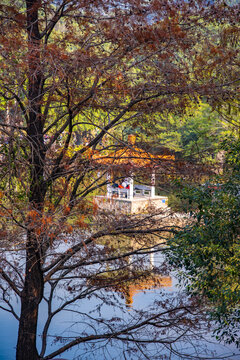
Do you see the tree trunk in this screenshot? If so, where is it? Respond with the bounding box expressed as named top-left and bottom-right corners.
top-left (16, 2), bottom-right (45, 359)
top-left (16, 234), bottom-right (44, 360)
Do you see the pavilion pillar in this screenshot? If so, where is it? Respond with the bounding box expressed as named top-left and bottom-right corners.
top-left (151, 170), bottom-right (155, 198)
top-left (129, 176), bottom-right (134, 200)
top-left (106, 172), bottom-right (112, 198)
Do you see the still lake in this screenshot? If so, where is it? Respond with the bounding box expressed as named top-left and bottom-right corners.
top-left (0, 253), bottom-right (239, 360)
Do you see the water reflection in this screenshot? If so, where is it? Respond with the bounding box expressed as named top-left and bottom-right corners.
top-left (88, 250), bottom-right (173, 306)
top-left (0, 250), bottom-right (239, 360)
top-left (123, 275), bottom-right (172, 306)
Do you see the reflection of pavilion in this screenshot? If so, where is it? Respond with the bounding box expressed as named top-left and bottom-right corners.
top-left (122, 275), bottom-right (172, 306)
top-left (90, 271), bottom-right (172, 307)
top-left (94, 135), bottom-right (175, 213)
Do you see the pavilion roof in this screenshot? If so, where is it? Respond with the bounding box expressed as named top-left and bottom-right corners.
top-left (92, 146), bottom-right (175, 168)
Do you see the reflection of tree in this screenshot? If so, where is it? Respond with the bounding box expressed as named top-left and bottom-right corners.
top-left (0, 216), bottom-right (210, 360)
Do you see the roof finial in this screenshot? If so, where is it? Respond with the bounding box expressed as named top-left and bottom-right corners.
top-left (128, 134), bottom-right (136, 145)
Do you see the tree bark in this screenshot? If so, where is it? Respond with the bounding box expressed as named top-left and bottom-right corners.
top-left (16, 234), bottom-right (44, 360)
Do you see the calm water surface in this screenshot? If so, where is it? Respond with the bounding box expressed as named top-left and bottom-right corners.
top-left (0, 253), bottom-right (239, 360)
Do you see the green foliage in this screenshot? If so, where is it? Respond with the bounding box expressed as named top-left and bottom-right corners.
top-left (133, 102), bottom-right (228, 161)
top-left (179, 103), bottom-right (226, 161)
top-left (167, 138), bottom-right (240, 346)
top-left (167, 193), bottom-right (192, 213)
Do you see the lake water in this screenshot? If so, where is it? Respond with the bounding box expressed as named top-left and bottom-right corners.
top-left (0, 253), bottom-right (239, 360)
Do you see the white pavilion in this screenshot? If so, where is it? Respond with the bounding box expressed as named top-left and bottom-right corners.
top-left (94, 135), bottom-right (175, 213)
